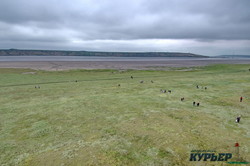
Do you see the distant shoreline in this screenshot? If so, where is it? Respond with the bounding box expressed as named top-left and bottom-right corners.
top-left (0, 49), bottom-right (207, 58)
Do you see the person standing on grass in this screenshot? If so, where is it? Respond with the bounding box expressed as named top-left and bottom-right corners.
top-left (236, 115), bottom-right (241, 123)
top-left (240, 96), bottom-right (243, 102)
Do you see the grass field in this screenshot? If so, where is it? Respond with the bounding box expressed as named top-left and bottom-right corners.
top-left (0, 64), bottom-right (249, 166)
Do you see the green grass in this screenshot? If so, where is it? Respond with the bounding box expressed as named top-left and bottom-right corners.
top-left (0, 64), bottom-right (249, 166)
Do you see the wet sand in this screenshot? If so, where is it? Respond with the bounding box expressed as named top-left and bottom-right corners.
top-left (0, 58), bottom-right (250, 70)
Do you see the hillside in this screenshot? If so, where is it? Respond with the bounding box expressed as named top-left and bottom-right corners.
top-left (0, 49), bottom-right (208, 57)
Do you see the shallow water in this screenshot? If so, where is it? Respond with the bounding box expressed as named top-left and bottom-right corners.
top-left (0, 56), bottom-right (221, 62)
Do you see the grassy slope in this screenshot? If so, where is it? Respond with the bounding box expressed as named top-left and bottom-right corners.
top-left (0, 64), bottom-right (249, 166)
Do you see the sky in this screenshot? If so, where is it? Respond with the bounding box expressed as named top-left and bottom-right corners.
top-left (0, 0), bottom-right (250, 56)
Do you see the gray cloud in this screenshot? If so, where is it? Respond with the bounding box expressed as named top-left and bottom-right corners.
top-left (0, 0), bottom-right (250, 55)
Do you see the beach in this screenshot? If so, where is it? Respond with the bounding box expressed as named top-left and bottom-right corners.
top-left (1, 57), bottom-right (250, 70)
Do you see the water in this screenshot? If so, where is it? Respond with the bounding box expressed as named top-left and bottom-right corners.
top-left (0, 56), bottom-right (218, 62)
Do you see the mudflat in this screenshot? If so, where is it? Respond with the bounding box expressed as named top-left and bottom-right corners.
top-left (0, 58), bottom-right (250, 70)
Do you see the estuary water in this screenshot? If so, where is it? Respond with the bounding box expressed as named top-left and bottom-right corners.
top-left (0, 56), bottom-right (220, 62)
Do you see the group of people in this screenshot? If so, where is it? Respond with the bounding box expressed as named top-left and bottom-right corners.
top-left (128, 76), bottom-right (244, 123)
top-left (236, 96), bottom-right (244, 123)
top-left (196, 85), bottom-right (207, 90)
top-left (119, 76), bottom-right (154, 86)
top-left (160, 89), bottom-right (172, 93)
top-left (193, 101), bottom-right (200, 106)
top-left (139, 80), bottom-right (154, 83)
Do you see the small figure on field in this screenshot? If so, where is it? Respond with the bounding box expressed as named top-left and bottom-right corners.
top-left (205, 87), bottom-right (207, 90)
top-left (75, 80), bottom-right (78, 82)
top-left (168, 90), bottom-right (172, 93)
top-left (160, 89), bottom-right (166, 93)
top-left (131, 76), bottom-right (133, 79)
top-left (196, 85), bottom-right (199, 89)
top-left (140, 80), bottom-right (144, 83)
top-left (118, 84), bottom-right (120, 87)
top-left (181, 97), bottom-right (184, 101)
top-left (151, 80), bottom-right (154, 83)
top-left (235, 115), bottom-right (241, 123)
top-left (193, 101), bottom-right (196, 106)
top-left (197, 103), bottom-right (200, 107)
top-left (240, 96), bottom-right (243, 102)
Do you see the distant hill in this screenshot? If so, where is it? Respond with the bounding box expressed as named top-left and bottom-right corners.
top-left (216, 55), bottom-right (250, 58)
top-left (0, 49), bottom-right (208, 58)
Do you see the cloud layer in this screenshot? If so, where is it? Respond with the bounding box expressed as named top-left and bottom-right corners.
top-left (0, 0), bottom-right (250, 55)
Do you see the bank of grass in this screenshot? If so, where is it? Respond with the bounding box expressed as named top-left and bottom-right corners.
top-left (0, 64), bottom-right (249, 165)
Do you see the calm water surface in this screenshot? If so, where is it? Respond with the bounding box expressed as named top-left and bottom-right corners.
top-left (0, 56), bottom-right (224, 62)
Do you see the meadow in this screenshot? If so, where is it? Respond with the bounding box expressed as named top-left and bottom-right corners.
top-left (0, 64), bottom-right (249, 166)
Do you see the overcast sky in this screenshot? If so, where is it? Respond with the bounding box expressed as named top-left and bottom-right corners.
top-left (0, 0), bottom-right (250, 56)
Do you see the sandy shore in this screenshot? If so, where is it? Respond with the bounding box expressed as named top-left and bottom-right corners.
top-left (0, 59), bottom-right (250, 70)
